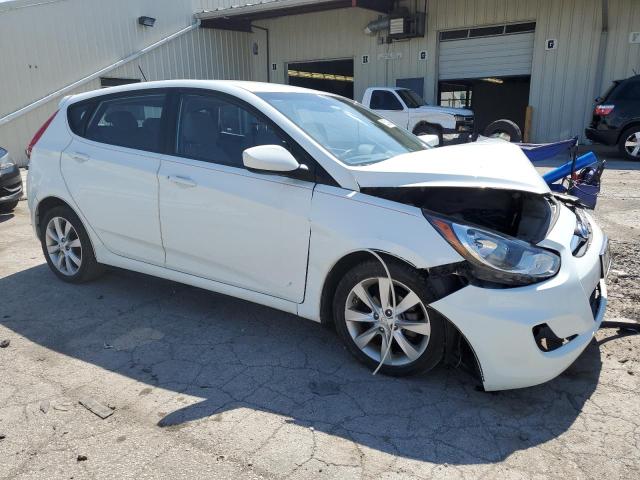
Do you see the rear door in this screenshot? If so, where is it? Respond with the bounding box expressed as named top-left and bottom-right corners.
top-left (61, 91), bottom-right (167, 265)
top-left (158, 90), bottom-right (314, 302)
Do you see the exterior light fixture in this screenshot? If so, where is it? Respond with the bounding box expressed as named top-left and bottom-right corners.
top-left (138, 16), bottom-right (156, 27)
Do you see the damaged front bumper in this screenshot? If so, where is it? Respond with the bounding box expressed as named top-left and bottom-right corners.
top-left (431, 204), bottom-right (608, 391)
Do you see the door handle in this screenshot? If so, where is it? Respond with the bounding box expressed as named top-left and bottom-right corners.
top-left (70, 152), bottom-right (89, 163)
top-left (167, 175), bottom-right (197, 188)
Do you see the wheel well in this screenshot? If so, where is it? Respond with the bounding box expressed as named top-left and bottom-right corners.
top-left (35, 196), bottom-right (73, 239)
top-left (618, 122), bottom-right (640, 143)
top-left (412, 122), bottom-right (440, 135)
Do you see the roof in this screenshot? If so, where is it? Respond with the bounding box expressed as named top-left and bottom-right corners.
top-left (196, 0), bottom-right (393, 31)
top-left (65, 80), bottom-right (321, 104)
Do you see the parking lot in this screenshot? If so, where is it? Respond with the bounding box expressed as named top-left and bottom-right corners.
top-left (1, 150), bottom-right (639, 480)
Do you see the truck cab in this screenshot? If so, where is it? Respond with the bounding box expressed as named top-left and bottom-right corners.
top-left (362, 87), bottom-right (474, 143)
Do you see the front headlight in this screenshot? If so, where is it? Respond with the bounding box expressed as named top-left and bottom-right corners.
top-left (454, 115), bottom-right (466, 122)
top-left (0, 162), bottom-right (15, 171)
top-left (425, 214), bottom-right (560, 286)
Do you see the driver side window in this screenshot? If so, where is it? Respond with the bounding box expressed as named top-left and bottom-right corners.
top-left (175, 93), bottom-right (287, 168)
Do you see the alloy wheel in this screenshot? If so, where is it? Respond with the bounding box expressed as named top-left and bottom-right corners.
top-left (45, 216), bottom-right (82, 276)
top-left (344, 277), bottom-right (431, 366)
top-left (624, 131), bottom-right (640, 158)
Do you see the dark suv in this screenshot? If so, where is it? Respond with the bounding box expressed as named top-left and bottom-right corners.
top-left (586, 75), bottom-right (640, 161)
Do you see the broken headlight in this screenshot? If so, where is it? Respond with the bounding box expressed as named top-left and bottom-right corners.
top-left (425, 214), bottom-right (560, 286)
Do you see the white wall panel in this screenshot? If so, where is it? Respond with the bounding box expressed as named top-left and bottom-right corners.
top-left (0, 0), bottom-right (252, 166)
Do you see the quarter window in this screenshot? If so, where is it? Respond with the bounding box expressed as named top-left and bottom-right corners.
top-left (370, 90), bottom-right (403, 110)
top-left (176, 93), bottom-right (285, 168)
top-left (85, 93), bottom-right (166, 152)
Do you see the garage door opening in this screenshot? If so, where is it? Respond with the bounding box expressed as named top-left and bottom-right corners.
top-left (287, 59), bottom-right (354, 99)
top-left (438, 22), bottom-right (535, 137)
top-left (439, 76), bottom-right (531, 135)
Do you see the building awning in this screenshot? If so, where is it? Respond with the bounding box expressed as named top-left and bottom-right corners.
top-left (196, 0), bottom-right (393, 31)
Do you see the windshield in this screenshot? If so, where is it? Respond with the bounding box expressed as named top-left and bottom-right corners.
top-left (396, 89), bottom-right (426, 108)
top-left (256, 92), bottom-right (427, 166)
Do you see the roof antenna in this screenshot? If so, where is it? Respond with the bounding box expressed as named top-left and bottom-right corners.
top-left (138, 65), bottom-right (148, 82)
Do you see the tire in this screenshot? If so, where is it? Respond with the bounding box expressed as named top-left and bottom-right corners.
top-left (40, 205), bottom-right (104, 283)
top-left (0, 200), bottom-right (19, 213)
top-left (618, 126), bottom-right (640, 161)
top-left (483, 119), bottom-right (522, 143)
top-left (413, 123), bottom-right (443, 146)
top-left (333, 259), bottom-right (445, 376)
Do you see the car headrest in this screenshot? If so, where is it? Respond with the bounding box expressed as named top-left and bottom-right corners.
top-left (105, 111), bottom-right (138, 130)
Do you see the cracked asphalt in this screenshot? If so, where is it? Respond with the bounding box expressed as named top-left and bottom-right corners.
top-left (1, 149), bottom-right (639, 479)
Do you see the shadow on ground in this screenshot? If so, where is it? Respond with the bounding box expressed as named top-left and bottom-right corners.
top-left (0, 264), bottom-right (602, 465)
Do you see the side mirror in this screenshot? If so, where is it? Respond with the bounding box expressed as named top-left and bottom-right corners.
top-left (418, 134), bottom-right (440, 148)
top-left (243, 144), bottom-right (300, 173)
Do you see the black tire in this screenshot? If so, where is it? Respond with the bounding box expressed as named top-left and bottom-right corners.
top-left (413, 123), bottom-right (443, 146)
top-left (483, 119), bottom-right (522, 143)
top-left (333, 259), bottom-right (445, 376)
top-left (0, 200), bottom-right (19, 213)
top-left (618, 126), bottom-right (640, 161)
top-left (40, 205), bottom-right (104, 283)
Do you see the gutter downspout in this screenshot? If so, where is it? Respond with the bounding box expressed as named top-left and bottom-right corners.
top-left (252, 25), bottom-right (271, 83)
top-left (0, 19), bottom-right (201, 127)
top-left (593, 0), bottom-right (609, 102)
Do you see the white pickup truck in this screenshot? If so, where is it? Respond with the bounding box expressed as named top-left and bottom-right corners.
top-left (362, 87), bottom-right (474, 142)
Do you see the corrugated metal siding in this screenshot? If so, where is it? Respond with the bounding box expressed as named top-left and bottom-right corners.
top-left (258, 0), bottom-right (637, 142)
top-left (439, 33), bottom-right (535, 80)
top-left (0, 0), bottom-right (252, 166)
top-left (601, 0), bottom-right (640, 86)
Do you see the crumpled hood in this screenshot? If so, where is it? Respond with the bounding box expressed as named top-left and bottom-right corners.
top-left (416, 105), bottom-right (473, 116)
top-left (350, 141), bottom-right (550, 194)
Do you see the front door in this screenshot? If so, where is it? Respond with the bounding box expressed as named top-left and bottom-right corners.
top-left (61, 91), bottom-right (167, 265)
top-left (158, 91), bottom-right (313, 302)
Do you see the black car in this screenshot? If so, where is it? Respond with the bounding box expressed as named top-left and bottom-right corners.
top-left (586, 75), bottom-right (640, 161)
top-left (0, 146), bottom-right (23, 213)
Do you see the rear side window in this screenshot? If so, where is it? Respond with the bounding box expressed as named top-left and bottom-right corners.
top-left (84, 93), bottom-right (166, 152)
top-left (176, 93), bottom-right (285, 168)
top-left (370, 90), bottom-right (403, 110)
top-left (611, 81), bottom-right (640, 101)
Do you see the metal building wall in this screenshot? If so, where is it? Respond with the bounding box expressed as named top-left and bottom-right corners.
top-left (0, 0), bottom-right (252, 166)
top-left (602, 0), bottom-right (640, 85)
top-left (254, 0), bottom-right (637, 142)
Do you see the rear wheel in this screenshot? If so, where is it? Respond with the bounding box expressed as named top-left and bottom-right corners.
top-left (619, 126), bottom-right (640, 161)
top-left (333, 260), bottom-right (445, 376)
top-left (40, 206), bottom-right (104, 283)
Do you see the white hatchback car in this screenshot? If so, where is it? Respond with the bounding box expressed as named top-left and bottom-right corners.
top-left (28, 80), bottom-right (609, 391)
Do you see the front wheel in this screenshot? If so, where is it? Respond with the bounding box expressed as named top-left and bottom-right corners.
top-left (619, 126), bottom-right (640, 161)
top-left (333, 260), bottom-right (445, 376)
top-left (40, 206), bottom-right (104, 283)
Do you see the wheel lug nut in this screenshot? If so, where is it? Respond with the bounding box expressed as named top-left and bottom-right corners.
top-left (373, 313), bottom-right (379, 320)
